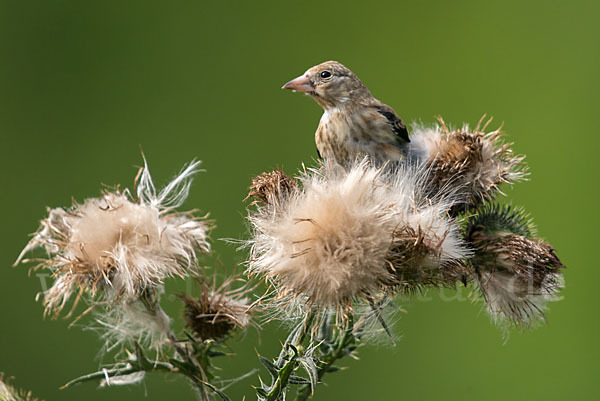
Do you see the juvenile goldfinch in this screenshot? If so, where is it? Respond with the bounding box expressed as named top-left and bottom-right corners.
top-left (282, 60), bottom-right (410, 166)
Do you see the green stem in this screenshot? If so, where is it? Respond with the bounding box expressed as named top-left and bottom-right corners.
top-left (266, 355), bottom-right (297, 401)
top-left (295, 317), bottom-right (356, 401)
top-left (264, 313), bottom-right (315, 401)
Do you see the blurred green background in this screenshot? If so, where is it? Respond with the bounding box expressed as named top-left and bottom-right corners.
top-left (0, 1), bottom-right (598, 400)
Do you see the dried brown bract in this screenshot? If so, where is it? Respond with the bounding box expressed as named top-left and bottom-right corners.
top-left (180, 274), bottom-right (255, 341)
top-left (246, 169), bottom-right (298, 206)
top-left (388, 225), bottom-right (470, 293)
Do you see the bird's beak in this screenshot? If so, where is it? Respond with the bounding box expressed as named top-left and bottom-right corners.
top-left (282, 75), bottom-right (314, 93)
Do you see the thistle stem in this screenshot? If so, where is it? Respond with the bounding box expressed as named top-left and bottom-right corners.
top-left (265, 355), bottom-right (297, 401)
top-left (263, 313), bottom-right (315, 401)
top-left (295, 316), bottom-right (356, 401)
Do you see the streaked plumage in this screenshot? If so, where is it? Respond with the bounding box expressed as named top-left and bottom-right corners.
top-left (282, 61), bottom-right (410, 166)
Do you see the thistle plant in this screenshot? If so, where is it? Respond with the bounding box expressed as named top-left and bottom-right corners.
top-left (14, 158), bottom-right (255, 399)
top-left (11, 118), bottom-right (565, 400)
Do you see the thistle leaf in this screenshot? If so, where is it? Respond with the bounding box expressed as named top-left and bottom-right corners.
top-left (326, 365), bottom-right (341, 373)
top-left (259, 356), bottom-right (280, 379)
top-left (288, 375), bottom-right (311, 385)
top-left (255, 386), bottom-right (269, 398)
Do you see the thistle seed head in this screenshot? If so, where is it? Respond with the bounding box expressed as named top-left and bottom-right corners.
top-left (15, 158), bottom-right (211, 317)
top-left (467, 204), bottom-right (565, 326)
top-left (409, 117), bottom-right (527, 211)
top-left (246, 158), bottom-right (470, 318)
top-left (180, 274), bottom-right (255, 341)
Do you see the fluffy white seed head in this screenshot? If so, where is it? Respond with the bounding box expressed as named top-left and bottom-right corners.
top-left (247, 159), bottom-right (470, 315)
top-left (15, 159), bottom-right (211, 316)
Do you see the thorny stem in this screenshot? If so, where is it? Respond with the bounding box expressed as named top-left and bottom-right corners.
top-left (295, 316), bottom-right (356, 401)
top-left (266, 355), bottom-right (297, 401)
top-left (264, 313), bottom-right (316, 401)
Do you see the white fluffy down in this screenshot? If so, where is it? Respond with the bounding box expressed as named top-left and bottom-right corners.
top-left (16, 159), bottom-right (210, 313)
top-left (97, 298), bottom-right (172, 352)
top-left (407, 125), bottom-right (444, 163)
top-left (66, 193), bottom-right (208, 298)
top-left (478, 270), bottom-right (562, 326)
top-left (248, 159), bottom-right (470, 307)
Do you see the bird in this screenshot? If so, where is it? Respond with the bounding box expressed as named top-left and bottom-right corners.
top-left (282, 60), bottom-right (410, 166)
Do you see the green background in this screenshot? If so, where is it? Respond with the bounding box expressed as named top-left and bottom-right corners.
top-left (1, 1), bottom-right (598, 400)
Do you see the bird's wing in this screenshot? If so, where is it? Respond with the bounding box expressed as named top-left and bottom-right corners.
top-left (372, 104), bottom-right (410, 143)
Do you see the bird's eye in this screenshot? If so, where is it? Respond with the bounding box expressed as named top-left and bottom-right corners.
top-left (320, 70), bottom-right (332, 79)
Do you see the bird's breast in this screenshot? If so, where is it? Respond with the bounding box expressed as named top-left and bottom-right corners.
top-left (315, 107), bottom-right (405, 165)
top-left (318, 108), bottom-right (365, 143)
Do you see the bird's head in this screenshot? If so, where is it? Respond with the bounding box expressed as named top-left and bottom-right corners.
top-left (282, 61), bottom-right (371, 110)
